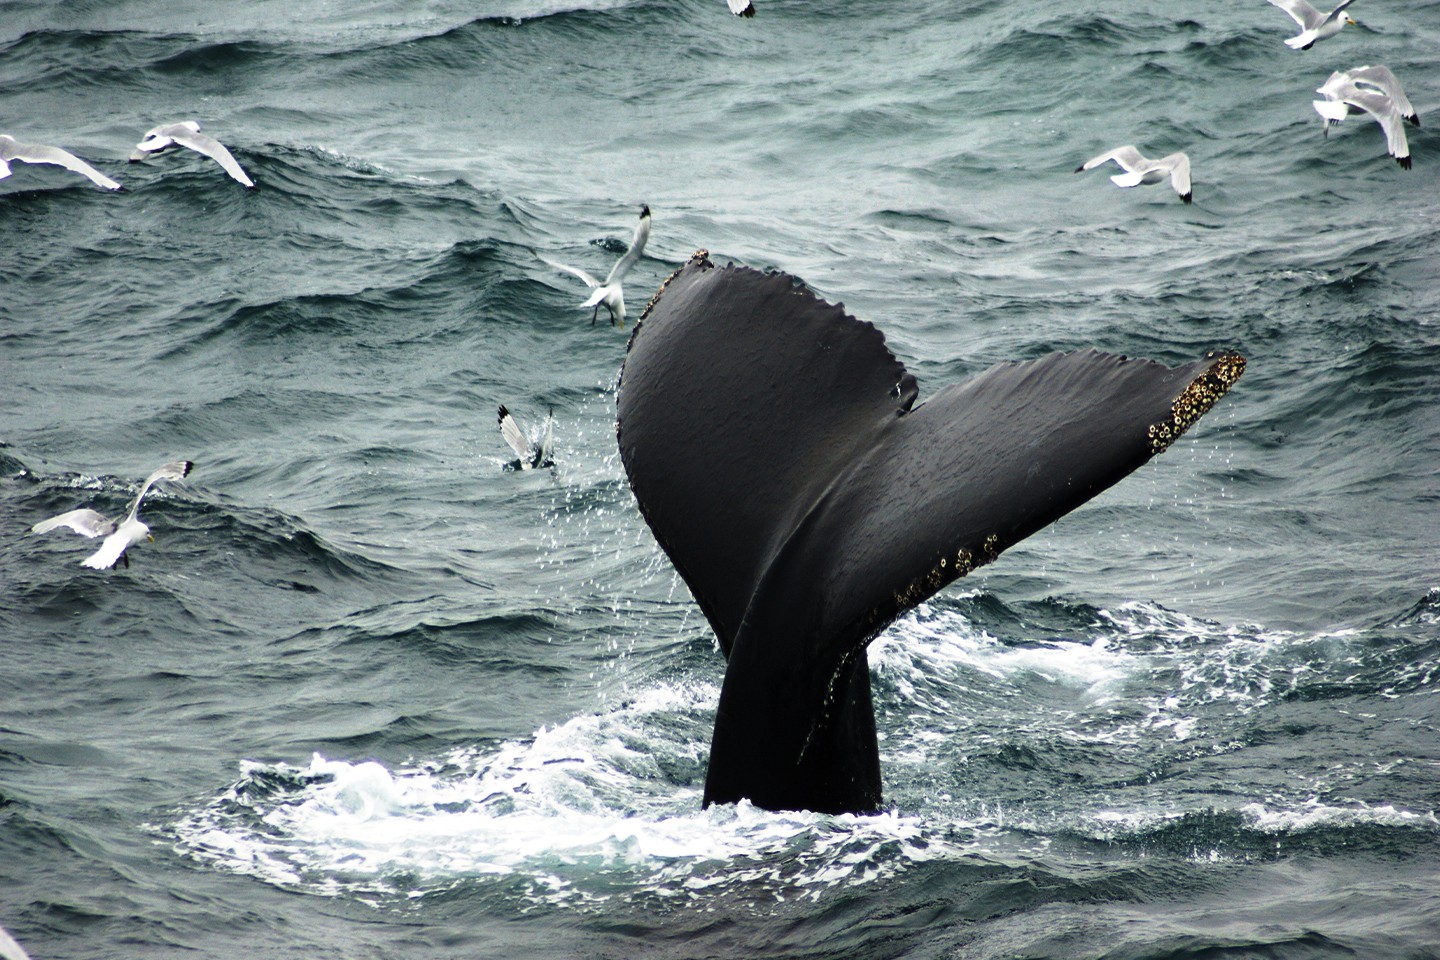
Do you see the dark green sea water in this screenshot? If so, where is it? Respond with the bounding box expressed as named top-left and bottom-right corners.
top-left (2, 1), bottom-right (1438, 957)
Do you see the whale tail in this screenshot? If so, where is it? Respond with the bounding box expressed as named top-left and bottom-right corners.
top-left (617, 252), bottom-right (1244, 814)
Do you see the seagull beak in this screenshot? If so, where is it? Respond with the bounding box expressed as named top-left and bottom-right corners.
top-left (147, 534), bottom-right (156, 543)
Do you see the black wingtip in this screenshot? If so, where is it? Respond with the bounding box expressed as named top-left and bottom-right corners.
top-left (739, 3), bottom-right (756, 16)
top-left (498, 404), bottom-right (511, 423)
top-left (640, 203), bottom-right (651, 218)
top-left (1408, 114), bottom-right (1420, 127)
top-left (1074, 164), bottom-right (1085, 173)
top-left (1398, 155), bottom-right (1412, 170)
top-left (179, 460), bottom-right (195, 477)
top-left (1180, 191), bottom-right (1193, 204)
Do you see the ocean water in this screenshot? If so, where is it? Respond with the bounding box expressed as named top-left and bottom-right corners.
top-left (2, 0), bottom-right (1438, 957)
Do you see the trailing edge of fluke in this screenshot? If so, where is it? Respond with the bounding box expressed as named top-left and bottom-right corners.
top-left (616, 251), bottom-right (1245, 816)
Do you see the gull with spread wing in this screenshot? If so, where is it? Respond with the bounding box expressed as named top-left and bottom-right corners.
top-left (540, 205), bottom-right (651, 328)
top-left (1075, 146), bottom-right (1193, 203)
top-left (130, 121), bottom-right (255, 187)
top-left (1313, 70), bottom-right (1414, 168)
top-left (1, 134), bottom-right (120, 190)
top-left (31, 461), bottom-right (194, 569)
top-left (1268, 0), bottom-right (1357, 50)
top-left (1335, 65), bottom-right (1419, 126)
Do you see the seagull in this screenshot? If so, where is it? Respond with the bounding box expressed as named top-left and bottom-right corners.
top-left (1075, 146), bottom-right (1193, 203)
top-left (498, 405), bottom-right (555, 470)
top-left (0, 134), bottom-right (121, 190)
top-left (1343, 65), bottom-right (1420, 126)
top-left (130, 121), bottom-right (254, 188)
top-left (540, 205), bottom-right (651, 328)
top-left (1267, 0), bottom-right (1357, 50)
top-left (31, 460), bottom-right (194, 569)
top-left (726, 0), bottom-right (756, 15)
top-left (1313, 71), bottom-right (1413, 168)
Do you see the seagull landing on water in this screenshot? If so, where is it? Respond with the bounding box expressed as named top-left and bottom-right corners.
top-left (31, 461), bottom-right (194, 569)
top-left (0, 134), bottom-right (121, 191)
top-left (498, 405), bottom-right (555, 470)
top-left (1313, 68), bottom-right (1415, 168)
top-left (540, 205), bottom-right (651, 329)
top-left (1076, 146), bottom-right (1193, 203)
top-left (1268, 0), bottom-right (1357, 50)
top-left (130, 121), bottom-right (255, 188)
top-left (726, 0), bottom-right (756, 16)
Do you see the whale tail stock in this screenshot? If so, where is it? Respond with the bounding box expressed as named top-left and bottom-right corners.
top-left (616, 251), bottom-right (1244, 815)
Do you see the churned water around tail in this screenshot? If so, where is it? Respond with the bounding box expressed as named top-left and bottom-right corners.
top-left (2, 1), bottom-right (1437, 958)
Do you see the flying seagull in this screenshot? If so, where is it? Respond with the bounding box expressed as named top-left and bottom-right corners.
top-left (540, 205), bottom-right (651, 328)
top-left (1314, 70), bottom-right (1413, 168)
top-left (1338, 65), bottom-right (1419, 126)
top-left (130, 121), bottom-right (255, 188)
top-left (1267, 0), bottom-right (1357, 49)
top-left (1076, 146), bottom-right (1193, 203)
top-left (726, 0), bottom-right (756, 15)
top-left (0, 134), bottom-right (121, 190)
top-left (498, 405), bottom-right (555, 470)
top-left (31, 460), bottom-right (194, 569)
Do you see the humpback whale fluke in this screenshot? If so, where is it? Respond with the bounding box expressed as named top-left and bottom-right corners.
top-left (616, 252), bottom-right (1245, 815)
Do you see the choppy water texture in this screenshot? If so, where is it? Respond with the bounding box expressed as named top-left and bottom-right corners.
top-left (3, 1), bottom-right (1439, 958)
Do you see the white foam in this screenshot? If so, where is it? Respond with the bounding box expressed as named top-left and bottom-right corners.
top-left (167, 680), bottom-right (969, 907)
top-left (872, 603), bottom-right (1143, 711)
top-left (167, 602), bottom-right (1432, 907)
top-left (1240, 799), bottom-right (1440, 834)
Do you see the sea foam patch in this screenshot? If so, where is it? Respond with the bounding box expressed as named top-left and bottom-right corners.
top-left (166, 679), bottom-right (970, 908)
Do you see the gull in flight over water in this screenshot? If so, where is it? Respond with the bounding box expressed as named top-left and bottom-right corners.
top-left (1268, 0), bottom-right (1357, 49)
top-left (1326, 65), bottom-right (1420, 126)
top-left (1076, 146), bottom-right (1193, 203)
top-left (0, 134), bottom-right (121, 190)
top-left (31, 460), bottom-right (194, 569)
top-left (130, 121), bottom-right (255, 187)
top-left (498, 405), bottom-right (555, 470)
top-left (726, 0), bottom-right (756, 15)
top-left (540, 205), bottom-right (651, 328)
top-left (1313, 69), bottom-right (1414, 168)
